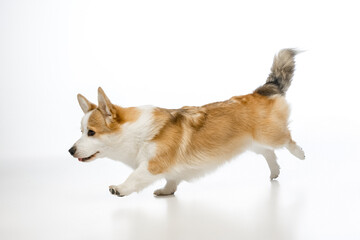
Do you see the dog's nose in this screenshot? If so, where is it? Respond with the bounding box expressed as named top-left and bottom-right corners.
top-left (68, 146), bottom-right (76, 156)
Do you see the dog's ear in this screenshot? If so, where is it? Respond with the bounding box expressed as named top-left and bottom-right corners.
top-left (77, 94), bottom-right (97, 113)
top-left (98, 87), bottom-right (117, 122)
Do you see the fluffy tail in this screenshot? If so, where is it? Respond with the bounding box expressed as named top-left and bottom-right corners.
top-left (254, 49), bottom-right (298, 96)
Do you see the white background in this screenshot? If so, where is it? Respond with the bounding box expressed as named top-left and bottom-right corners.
top-left (1, 1), bottom-right (359, 240)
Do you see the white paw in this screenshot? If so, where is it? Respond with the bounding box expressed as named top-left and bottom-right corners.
top-left (294, 146), bottom-right (305, 160)
top-left (270, 168), bottom-right (280, 180)
top-left (109, 185), bottom-right (130, 197)
top-left (154, 188), bottom-right (176, 196)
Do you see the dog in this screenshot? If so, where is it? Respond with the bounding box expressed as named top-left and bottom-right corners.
top-left (69, 49), bottom-right (305, 197)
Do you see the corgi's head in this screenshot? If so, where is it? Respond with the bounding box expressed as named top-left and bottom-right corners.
top-left (68, 87), bottom-right (139, 162)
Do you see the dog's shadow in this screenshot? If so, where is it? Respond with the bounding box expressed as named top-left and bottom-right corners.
top-left (112, 181), bottom-right (303, 240)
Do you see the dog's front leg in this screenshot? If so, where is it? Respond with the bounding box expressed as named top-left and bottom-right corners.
top-left (109, 161), bottom-right (161, 197)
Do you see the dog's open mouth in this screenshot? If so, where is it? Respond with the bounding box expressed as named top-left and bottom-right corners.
top-left (78, 152), bottom-right (99, 162)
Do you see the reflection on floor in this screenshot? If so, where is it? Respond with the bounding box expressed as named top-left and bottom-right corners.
top-left (1, 140), bottom-right (360, 240)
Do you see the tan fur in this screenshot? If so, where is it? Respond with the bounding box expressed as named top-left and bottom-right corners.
top-left (148, 93), bottom-right (292, 175)
top-left (87, 106), bottom-right (140, 135)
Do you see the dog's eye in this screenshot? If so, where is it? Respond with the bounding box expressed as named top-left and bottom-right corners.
top-left (87, 130), bottom-right (96, 136)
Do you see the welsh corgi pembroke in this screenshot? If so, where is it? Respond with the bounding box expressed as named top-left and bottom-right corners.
top-left (69, 49), bottom-right (305, 197)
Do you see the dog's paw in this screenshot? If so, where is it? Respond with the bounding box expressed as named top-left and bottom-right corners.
top-left (296, 147), bottom-right (306, 160)
top-left (109, 185), bottom-right (125, 197)
top-left (270, 174), bottom-right (279, 180)
top-left (154, 188), bottom-right (175, 197)
top-left (288, 144), bottom-right (305, 160)
top-left (270, 168), bottom-right (280, 180)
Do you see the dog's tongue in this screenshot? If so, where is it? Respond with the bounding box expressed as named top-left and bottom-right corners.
top-left (78, 158), bottom-right (83, 161)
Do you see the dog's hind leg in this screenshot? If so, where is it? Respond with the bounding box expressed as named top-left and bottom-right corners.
top-left (253, 146), bottom-right (280, 180)
top-left (286, 139), bottom-right (305, 160)
top-left (263, 149), bottom-right (280, 180)
top-left (154, 179), bottom-right (180, 196)
top-left (109, 161), bottom-right (162, 197)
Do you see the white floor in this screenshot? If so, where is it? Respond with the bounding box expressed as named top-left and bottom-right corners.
top-left (1, 134), bottom-right (360, 240)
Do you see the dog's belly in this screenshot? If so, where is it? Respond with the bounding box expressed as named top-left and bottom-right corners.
top-left (164, 151), bottom-right (246, 182)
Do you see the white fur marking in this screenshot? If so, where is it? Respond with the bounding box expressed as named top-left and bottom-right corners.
top-left (109, 161), bottom-right (162, 196)
top-left (99, 106), bottom-right (158, 168)
top-left (287, 142), bottom-right (305, 160)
